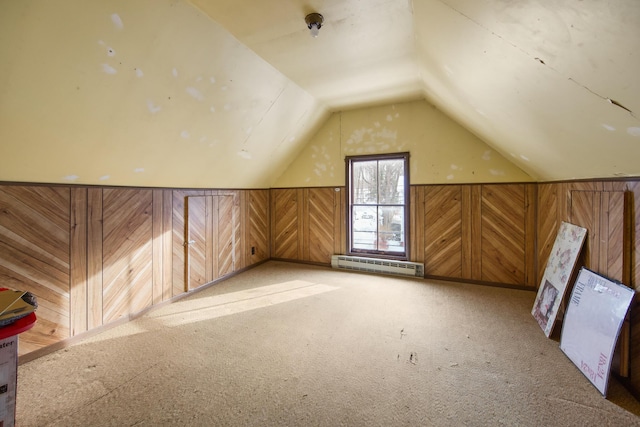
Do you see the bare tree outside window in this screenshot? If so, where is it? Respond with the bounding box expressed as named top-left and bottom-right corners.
top-left (347, 153), bottom-right (409, 259)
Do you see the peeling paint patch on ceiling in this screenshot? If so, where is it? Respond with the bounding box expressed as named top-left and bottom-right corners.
top-left (101, 64), bottom-right (117, 74)
top-left (111, 13), bottom-right (124, 30)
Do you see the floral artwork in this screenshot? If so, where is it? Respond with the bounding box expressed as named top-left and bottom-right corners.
top-left (532, 221), bottom-right (587, 337)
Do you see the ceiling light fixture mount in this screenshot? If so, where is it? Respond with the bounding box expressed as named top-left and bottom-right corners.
top-left (305, 13), bottom-right (324, 38)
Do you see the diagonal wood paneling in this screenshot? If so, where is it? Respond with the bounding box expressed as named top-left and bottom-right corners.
top-left (87, 188), bottom-right (103, 330)
top-left (536, 183), bottom-right (559, 286)
top-left (603, 192), bottom-right (627, 282)
top-left (272, 189), bottom-right (299, 259)
top-left (172, 190), bottom-right (206, 295)
top-left (481, 184), bottom-right (526, 285)
top-left (249, 190), bottom-right (269, 264)
top-left (186, 196), bottom-right (208, 290)
top-left (218, 192), bottom-right (241, 277)
top-left (569, 191), bottom-right (596, 271)
top-left (308, 188), bottom-right (335, 263)
top-left (0, 186), bottom-right (70, 354)
top-left (102, 189), bottom-right (153, 324)
top-left (172, 191), bottom-right (187, 296)
top-left (424, 185), bottom-right (462, 278)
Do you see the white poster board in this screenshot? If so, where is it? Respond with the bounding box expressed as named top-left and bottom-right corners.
top-left (532, 222), bottom-right (587, 337)
top-left (560, 268), bottom-right (634, 396)
top-left (0, 335), bottom-right (17, 427)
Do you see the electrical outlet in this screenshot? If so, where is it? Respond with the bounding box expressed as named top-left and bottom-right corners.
top-left (251, 246), bottom-right (256, 255)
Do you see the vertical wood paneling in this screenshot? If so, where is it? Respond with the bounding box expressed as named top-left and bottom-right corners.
top-left (409, 186), bottom-right (417, 261)
top-left (623, 190), bottom-right (633, 286)
top-left (102, 189), bottom-right (153, 323)
top-left (302, 189), bottom-right (311, 261)
top-left (211, 195), bottom-right (219, 281)
top-left (240, 191), bottom-right (249, 269)
top-left (480, 185), bottom-right (526, 285)
top-left (297, 189), bottom-right (305, 260)
top-left (470, 186), bottom-right (483, 280)
top-left (87, 188), bottom-right (103, 329)
top-left (568, 189), bottom-right (630, 378)
top-left (0, 186), bottom-right (71, 354)
top-left (627, 182), bottom-right (640, 289)
top-left (206, 196), bottom-right (215, 283)
top-left (333, 187), bottom-right (343, 257)
top-left (569, 190), bottom-right (628, 282)
top-left (339, 187), bottom-right (347, 255)
top-left (631, 180), bottom-right (640, 390)
top-left (234, 191), bottom-right (244, 271)
top-left (424, 185), bottom-right (462, 278)
top-left (70, 188), bottom-right (88, 336)
top-left (461, 186), bottom-right (472, 279)
top-left (162, 189), bottom-right (173, 301)
top-left (410, 186), bottom-right (424, 263)
top-left (524, 185), bottom-right (537, 288)
top-left (152, 190), bottom-right (163, 304)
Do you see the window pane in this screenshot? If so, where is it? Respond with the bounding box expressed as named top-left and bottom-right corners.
top-left (347, 153), bottom-right (408, 258)
top-left (378, 159), bottom-right (404, 204)
top-left (353, 160), bottom-right (378, 204)
top-left (377, 206), bottom-right (404, 253)
top-left (352, 206), bottom-right (377, 250)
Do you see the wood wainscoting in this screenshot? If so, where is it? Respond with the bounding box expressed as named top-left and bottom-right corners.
top-left (271, 184), bottom-right (537, 289)
top-left (4, 179), bottom-right (640, 396)
top-left (270, 187), bottom-right (345, 264)
top-left (0, 184), bottom-right (270, 357)
top-left (412, 184), bottom-right (537, 288)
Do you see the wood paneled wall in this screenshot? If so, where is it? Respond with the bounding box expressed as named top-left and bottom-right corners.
top-left (411, 184), bottom-right (537, 288)
top-left (270, 187), bottom-right (345, 264)
top-left (272, 184), bottom-right (536, 288)
top-left (5, 179), bottom-right (640, 395)
top-left (0, 184), bottom-right (269, 357)
top-left (536, 181), bottom-right (636, 287)
top-left (0, 186), bottom-right (70, 355)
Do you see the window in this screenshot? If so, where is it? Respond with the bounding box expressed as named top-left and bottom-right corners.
top-left (346, 152), bottom-right (409, 259)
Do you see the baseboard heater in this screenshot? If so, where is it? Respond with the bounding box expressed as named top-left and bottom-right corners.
top-left (331, 255), bottom-right (424, 278)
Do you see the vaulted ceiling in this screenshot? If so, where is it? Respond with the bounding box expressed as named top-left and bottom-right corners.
top-left (191, 0), bottom-right (640, 181)
top-left (1, 1), bottom-right (638, 187)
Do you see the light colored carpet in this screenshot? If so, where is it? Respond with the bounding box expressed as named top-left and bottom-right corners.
top-left (17, 261), bottom-right (640, 426)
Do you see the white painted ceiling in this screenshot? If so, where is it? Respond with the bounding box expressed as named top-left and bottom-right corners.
top-left (190, 0), bottom-right (640, 181)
